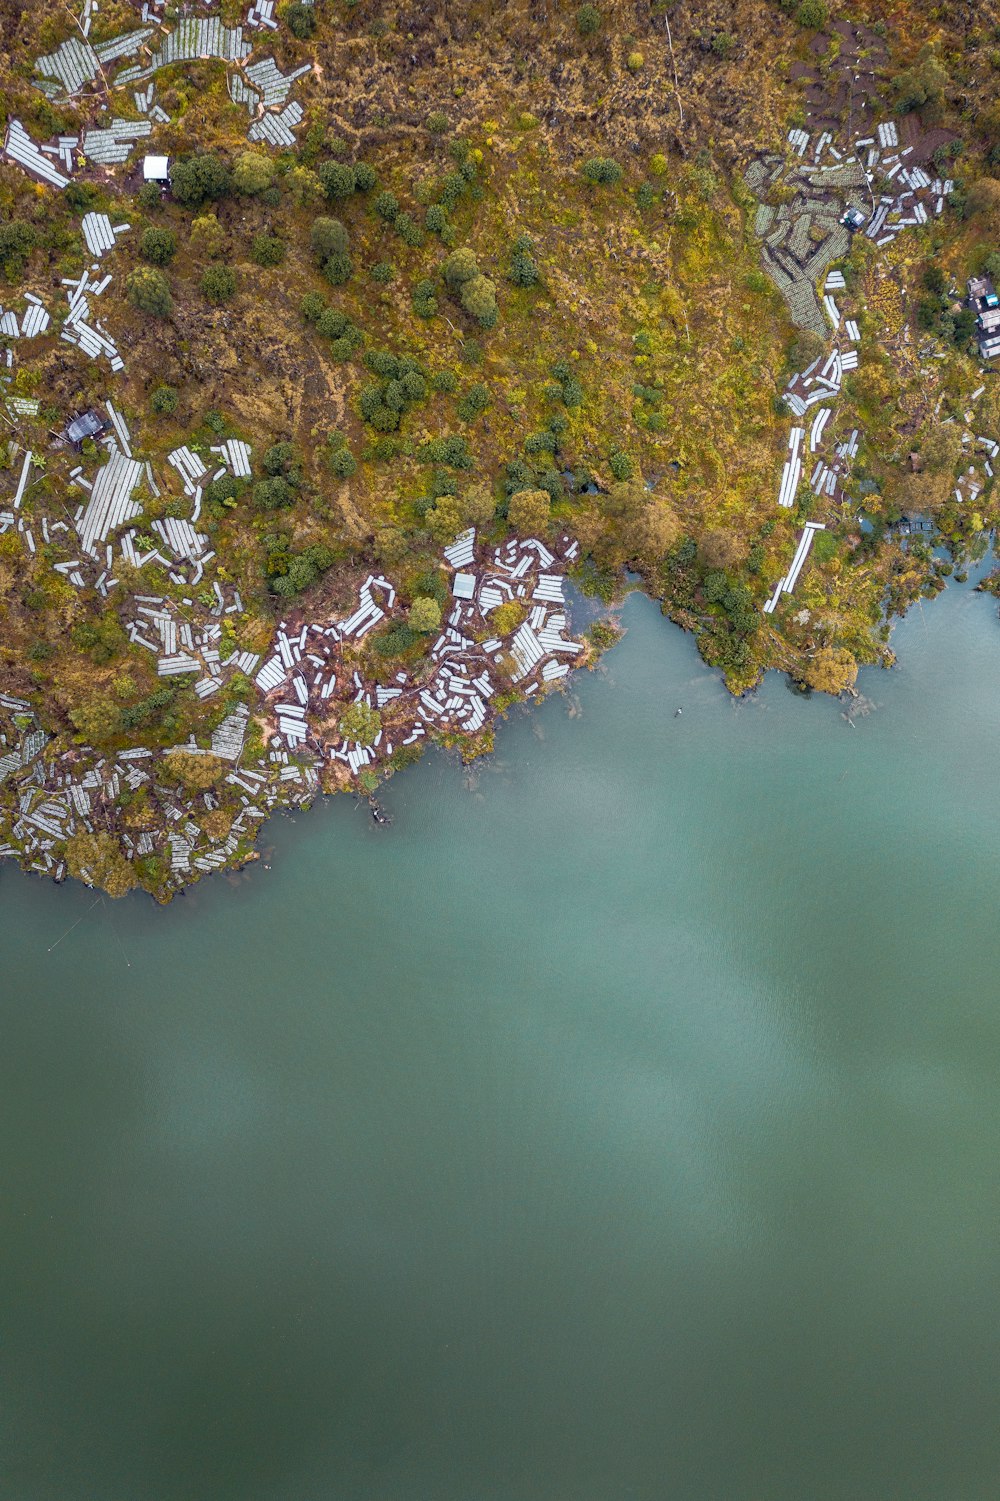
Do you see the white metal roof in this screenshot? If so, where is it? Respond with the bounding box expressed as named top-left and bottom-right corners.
top-left (142, 154), bottom-right (169, 179)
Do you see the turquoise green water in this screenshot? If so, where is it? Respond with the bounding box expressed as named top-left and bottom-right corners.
top-left (2, 578), bottom-right (1000, 1501)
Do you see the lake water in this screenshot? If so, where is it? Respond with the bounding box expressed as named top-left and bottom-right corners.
top-left (2, 576), bottom-right (1000, 1501)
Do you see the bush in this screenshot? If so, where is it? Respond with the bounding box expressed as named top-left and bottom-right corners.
top-left (394, 211), bottom-right (424, 247)
top-left (126, 266), bottom-right (172, 316)
top-left (425, 203), bottom-right (448, 235)
top-left (608, 447), bottom-right (633, 481)
top-left (170, 153), bottom-right (231, 205)
top-left (431, 370), bottom-right (458, 393)
top-left (136, 182), bottom-right (162, 210)
top-left (426, 111), bottom-right (449, 134)
top-left (371, 260), bottom-right (395, 282)
top-left (283, 0), bottom-right (316, 37)
top-left (457, 382), bottom-right (490, 421)
top-left (323, 251), bottom-right (353, 285)
top-left (353, 162), bottom-right (377, 192)
top-left (710, 31), bottom-right (736, 57)
top-left (253, 475), bottom-right (293, 510)
top-left (576, 3), bottom-right (600, 35)
top-left (795, 0), bottom-right (828, 26)
top-left (650, 152), bottom-right (668, 176)
top-left (150, 384), bottom-right (178, 414)
top-left (374, 190), bottom-right (400, 220)
top-left (412, 278), bottom-right (438, 318)
top-left (508, 232), bottom-right (539, 287)
top-left (251, 233), bottom-right (285, 266)
top-left (319, 161), bottom-right (357, 199)
top-left (329, 445), bottom-right (357, 477)
top-left (582, 156), bottom-right (623, 186)
top-left (626, 51), bottom-right (644, 71)
top-left (635, 182), bottom-right (656, 212)
top-left (201, 264), bottom-right (236, 303)
top-left (233, 150), bottom-right (274, 195)
top-left (139, 226), bottom-right (176, 265)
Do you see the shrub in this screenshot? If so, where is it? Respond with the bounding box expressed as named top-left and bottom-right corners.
top-left (431, 369), bottom-right (458, 393)
top-left (412, 278), bottom-right (438, 318)
top-left (323, 251), bottom-right (354, 285)
top-left (251, 233), bottom-right (285, 266)
top-left (795, 0), bottom-right (828, 26)
top-left (319, 161), bottom-right (357, 199)
top-left (608, 447), bottom-right (633, 481)
top-left (394, 211), bottom-right (424, 247)
top-left (136, 182), bottom-right (162, 210)
top-left (233, 150), bottom-right (274, 195)
top-left (329, 445), bottom-right (357, 477)
top-left (170, 153), bottom-right (231, 205)
top-left (126, 265), bottom-right (172, 316)
top-left (710, 31), bottom-right (736, 57)
top-left (426, 111), bottom-right (449, 134)
top-left (576, 3), bottom-right (600, 35)
top-left (253, 475), bottom-right (293, 510)
top-left (508, 232), bottom-right (539, 287)
top-left (283, 0), bottom-right (316, 37)
top-left (635, 182), bottom-right (656, 212)
top-left (353, 162), bottom-right (377, 192)
top-left (150, 384), bottom-right (178, 414)
top-left (139, 225), bottom-right (176, 265)
top-left (371, 260), bottom-right (395, 282)
top-left (425, 203), bottom-right (448, 234)
top-left (300, 291), bottom-right (325, 323)
top-left (374, 190), bottom-right (400, 220)
top-left (201, 264), bottom-right (236, 303)
top-left (582, 156), bottom-right (623, 186)
top-left (626, 50), bottom-right (644, 71)
top-left (457, 382), bottom-right (490, 421)
top-left (650, 152), bottom-right (668, 176)
top-left (0, 220), bottom-right (36, 281)
top-left (409, 595), bottom-right (442, 633)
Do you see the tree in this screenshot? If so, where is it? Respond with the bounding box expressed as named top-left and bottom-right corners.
top-left (339, 700), bottom-right (382, 745)
top-left (581, 156), bottom-right (623, 186)
top-left (311, 215), bottom-right (349, 259)
top-left (201, 264), bottom-right (236, 303)
top-left (163, 750), bottom-right (226, 788)
top-left (460, 273), bottom-right (498, 326)
top-left (427, 498), bottom-right (462, 544)
top-left (287, 165), bottom-right (323, 205)
top-left (408, 595), bottom-right (442, 633)
top-left (65, 832), bottom-right (136, 898)
top-left (323, 252), bottom-right (353, 286)
top-left (190, 213), bottom-right (225, 256)
top-left (508, 233), bottom-right (539, 287)
top-left (170, 153), bottom-right (231, 205)
top-left (801, 646), bottom-right (857, 695)
top-left (233, 150), bottom-right (275, 195)
top-left (576, 4), bottom-right (600, 35)
top-left (457, 382), bottom-right (490, 421)
top-left (126, 266), bottom-right (172, 316)
top-left (139, 225), bottom-right (176, 265)
top-left (443, 247), bottom-right (480, 288)
top-left (508, 488), bottom-right (551, 535)
top-left (463, 481), bottom-right (496, 525)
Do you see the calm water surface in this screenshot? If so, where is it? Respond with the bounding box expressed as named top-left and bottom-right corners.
top-left (2, 578), bottom-right (1000, 1501)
